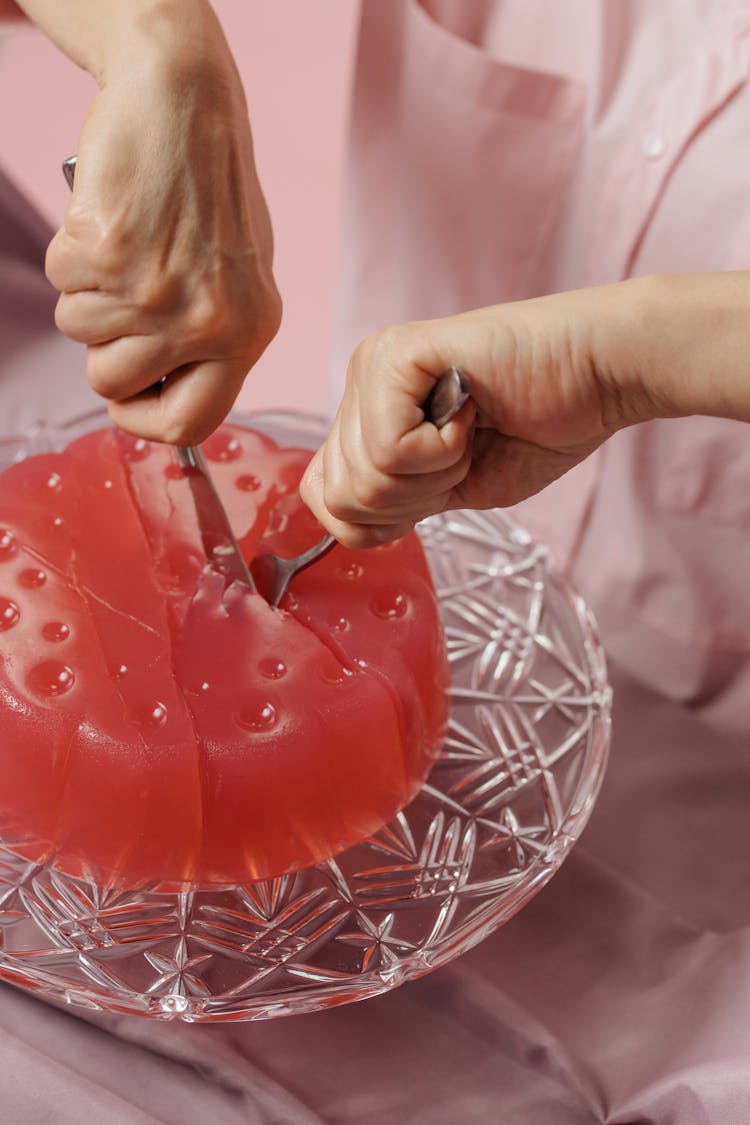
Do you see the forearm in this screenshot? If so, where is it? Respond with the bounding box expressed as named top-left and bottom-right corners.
top-left (593, 272), bottom-right (750, 428)
top-left (9, 0), bottom-right (226, 84)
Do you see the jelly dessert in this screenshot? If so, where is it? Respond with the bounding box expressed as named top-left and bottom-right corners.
top-left (0, 423), bottom-right (448, 886)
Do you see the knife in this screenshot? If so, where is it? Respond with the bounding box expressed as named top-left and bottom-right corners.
top-left (62, 156), bottom-right (254, 589)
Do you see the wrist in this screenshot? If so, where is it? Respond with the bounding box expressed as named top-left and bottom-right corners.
top-left (585, 276), bottom-right (673, 431)
top-left (602, 273), bottom-right (750, 426)
top-left (98, 1), bottom-right (231, 89)
top-left (14, 0), bottom-right (231, 88)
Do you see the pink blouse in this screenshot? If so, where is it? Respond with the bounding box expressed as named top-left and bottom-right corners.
top-left (336, 0), bottom-right (750, 737)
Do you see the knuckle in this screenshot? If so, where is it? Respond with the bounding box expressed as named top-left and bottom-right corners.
top-left (183, 271), bottom-right (283, 359)
top-left (350, 468), bottom-right (397, 511)
top-left (365, 324), bottom-right (402, 366)
top-left (161, 419), bottom-right (200, 447)
top-left (228, 279), bottom-right (283, 360)
top-left (322, 484), bottom-right (359, 525)
top-left (185, 288), bottom-right (228, 344)
top-left (53, 297), bottom-right (73, 336)
top-left (86, 353), bottom-right (122, 400)
top-left (135, 271), bottom-right (181, 315)
top-left (259, 284), bottom-right (283, 345)
top-left (367, 435), bottom-right (401, 476)
top-left (159, 404), bottom-right (207, 447)
top-left (44, 238), bottom-right (65, 291)
top-left (87, 220), bottom-right (130, 282)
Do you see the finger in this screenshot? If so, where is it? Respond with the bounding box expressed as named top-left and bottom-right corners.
top-left (55, 291), bottom-right (148, 345)
top-left (363, 386), bottom-right (476, 476)
top-left (328, 388), bottom-right (473, 516)
top-left (322, 439), bottom-right (473, 522)
top-left (343, 332), bottom-right (476, 474)
top-left (300, 457), bottom-right (416, 549)
top-left (84, 333), bottom-right (189, 401)
top-left (108, 357), bottom-right (246, 445)
top-left (304, 419), bottom-right (469, 531)
top-left (45, 225), bottom-right (105, 294)
top-left (320, 519), bottom-right (416, 551)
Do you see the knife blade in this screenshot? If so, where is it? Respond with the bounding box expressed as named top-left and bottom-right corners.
top-left (62, 155), bottom-right (254, 589)
top-left (173, 445), bottom-right (254, 586)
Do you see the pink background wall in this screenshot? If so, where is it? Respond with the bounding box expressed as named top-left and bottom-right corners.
top-left (0, 1), bottom-right (359, 416)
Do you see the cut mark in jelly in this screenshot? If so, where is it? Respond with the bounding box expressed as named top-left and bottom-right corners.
top-left (319, 663), bottom-right (355, 686)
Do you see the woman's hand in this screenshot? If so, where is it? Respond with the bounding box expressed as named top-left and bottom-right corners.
top-left (300, 274), bottom-right (750, 548)
top-left (17, 0), bottom-right (281, 443)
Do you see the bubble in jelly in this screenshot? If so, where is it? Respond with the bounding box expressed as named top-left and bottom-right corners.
top-left (341, 561), bottom-right (363, 579)
top-left (52, 517), bottom-right (63, 529)
top-left (42, 621), bottom-right (70, 643)
top-left (130, 701), bottom-right (168, 730)
top-left (370, 589), bottom-right (408, 620)
top-left (0, 530), bottom-right (17, 561)
top-left (0, 598), bottom-right (20, 630)
top-left (27, 661), bottom-right (75, 697)
top-left (236, 473), bottom-right (261, 492)
top-left (124, 437), bottom-right (150, 462)
top-left (236, 700), bottom-right (277, 732)
top-left (113, 663), bottom-right (128, 680)
top-left (207, 435), bottom-right (242, 463)
top-left (46, 472), bottom-right (62, 492)
top-left (332, 617), bottom-right (350, 633)
top-left (103, 479), bottom-right (113, 490)
top-left (259, 658), bottom-right (287, 680)
top-left (19, 568), bottom-right (46, 589)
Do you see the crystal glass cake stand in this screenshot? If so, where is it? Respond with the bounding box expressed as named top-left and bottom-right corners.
top-left (0, 410), bottom-right (610, 1021)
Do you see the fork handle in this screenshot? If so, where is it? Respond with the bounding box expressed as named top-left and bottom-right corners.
top-left (423, 366), bottom-right (470, 427)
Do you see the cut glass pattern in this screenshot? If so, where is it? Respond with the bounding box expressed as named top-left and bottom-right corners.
top-left (0, 411), bottom-right (610, 1020)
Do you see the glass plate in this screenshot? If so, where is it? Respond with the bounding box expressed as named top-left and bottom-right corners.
top-left (0, 410), bottom-right (611, 1021)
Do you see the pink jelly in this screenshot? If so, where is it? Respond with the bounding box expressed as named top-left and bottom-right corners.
top-left (0, 424), bottom-right (449, 885)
